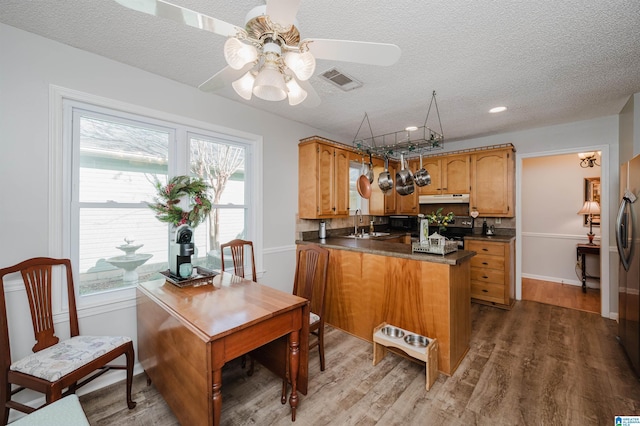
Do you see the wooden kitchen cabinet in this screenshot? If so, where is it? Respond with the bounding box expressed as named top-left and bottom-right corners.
top-left (466, 238), bottom-right (515, 309)
top-left (470, 147), bottom-right (515, 217)
top-left (418, 154), bottom-right (470, 195)
top-left (299, 138), bottom-right (350, 218)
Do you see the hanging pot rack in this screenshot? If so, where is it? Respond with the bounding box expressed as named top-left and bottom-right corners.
top-left (352, 90), bottom-right (445, 160)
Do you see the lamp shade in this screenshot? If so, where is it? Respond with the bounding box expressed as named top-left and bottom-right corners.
top-left (577, 200), bottom-right (600, 215)
top-left (253, 65), bottom-right (287, 101)
top-left (284, 50), bottom-right (316, 81)
top-left (231, 71), bottom-right (255, 100)
top-left (224, 37), bottom-right (258, 70)
top-left (286, 78), bottom-right (307, 106)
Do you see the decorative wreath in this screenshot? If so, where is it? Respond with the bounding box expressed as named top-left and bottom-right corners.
top-left (148, 175), bottom-right (212, 228)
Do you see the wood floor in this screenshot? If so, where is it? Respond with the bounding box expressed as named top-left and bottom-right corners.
top-left (522, 277), bottom-right (600, 314)
top-left (78, 300), bottom-right (640, 425)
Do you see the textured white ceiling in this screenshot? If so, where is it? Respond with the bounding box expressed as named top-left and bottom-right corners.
top-left (2, 0), bottom-right (639, 146)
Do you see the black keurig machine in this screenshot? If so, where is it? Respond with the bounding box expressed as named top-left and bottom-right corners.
top-left (170, 225), bottom-right (195, 278)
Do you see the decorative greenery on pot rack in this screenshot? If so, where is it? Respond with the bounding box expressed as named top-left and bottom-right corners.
top-left (148, 175), bottom-right (212, 228)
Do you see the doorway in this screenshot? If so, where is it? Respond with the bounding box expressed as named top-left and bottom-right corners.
top-left (516, 148), bottom-right (608, 316)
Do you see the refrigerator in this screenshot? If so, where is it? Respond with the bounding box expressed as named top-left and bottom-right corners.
top-left (616, 155), bottom-right (640, 376)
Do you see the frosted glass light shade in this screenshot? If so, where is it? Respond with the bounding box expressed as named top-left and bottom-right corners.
top-left (286, 78), bottom-right (307, 106)
top-left (224, 37), bottom-right (258, 70)
top-left (284, 51), bottom-right (316, 81)
top-left (231, 72), bottom-right (255, 100)
top-left (253, 66), bottom-right (287, 101)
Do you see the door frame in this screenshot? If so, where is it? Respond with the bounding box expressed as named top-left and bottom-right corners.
top-left (515, 144), bottom-right (610, 318)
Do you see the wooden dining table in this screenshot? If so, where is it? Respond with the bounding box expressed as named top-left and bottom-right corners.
top-left (136, 271), bottom-right (309, 426)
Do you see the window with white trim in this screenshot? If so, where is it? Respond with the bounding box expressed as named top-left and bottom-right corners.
top-left (64, 100), bottom-right (254, 296)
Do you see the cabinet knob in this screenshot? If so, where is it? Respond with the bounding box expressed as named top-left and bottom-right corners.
top-left (482, 248), bottom-right (489, 251)
top-left (482, 289), bottom-right (488, 293)
top-left (482, 275), bottom-right (489, 279)
top-left (482, 262), bottom-right (489, 265)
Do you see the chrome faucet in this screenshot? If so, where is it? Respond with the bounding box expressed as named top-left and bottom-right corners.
top-left (354, 209), bottom-right (361, 235)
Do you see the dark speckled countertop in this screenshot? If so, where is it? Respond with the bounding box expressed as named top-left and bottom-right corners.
top-left (464, 234), bottom-right (515, 243)
top-left (297, 237), bottom-right (476, 266)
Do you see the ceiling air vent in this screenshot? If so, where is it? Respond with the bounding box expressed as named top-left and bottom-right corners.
top-left (320, 67), bottom-right (363, 91)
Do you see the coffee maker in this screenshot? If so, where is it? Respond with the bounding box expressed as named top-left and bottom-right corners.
top-left (169, 225), bottom-right (195, 278)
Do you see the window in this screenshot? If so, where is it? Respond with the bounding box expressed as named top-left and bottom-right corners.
top-left (64, 100), bottom-right (255, 297)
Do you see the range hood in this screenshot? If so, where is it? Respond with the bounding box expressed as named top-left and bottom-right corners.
top-left (419, 194), bottom-right (470, 204)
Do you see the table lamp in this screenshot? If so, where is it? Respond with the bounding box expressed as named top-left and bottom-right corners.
top-left (577, 200), bottom-right (600, 245)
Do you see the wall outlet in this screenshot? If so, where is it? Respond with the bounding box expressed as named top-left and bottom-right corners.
top-left (495, 218), bottom-right (502, 224)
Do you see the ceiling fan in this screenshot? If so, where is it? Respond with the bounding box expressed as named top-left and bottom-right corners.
top-left (114, 0), bottom-right (401, 106)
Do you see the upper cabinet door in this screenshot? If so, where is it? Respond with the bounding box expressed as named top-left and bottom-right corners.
top-left (443, 155), bottom-right (470, 194)
top-left (418, 158), bottom-right (443, 195)
top-left (317, 144), bottom-right (336, 216)
top-left (471, 148), bottom-right (514, 217)
top-left (334, 148), bottom-right (351, 216)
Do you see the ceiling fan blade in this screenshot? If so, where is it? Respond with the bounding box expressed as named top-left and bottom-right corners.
top-left (198, 63), bottom-right (253, 92)
top-left (299, 80), bottom-right (321, 108)
top-left (303, 38), bottom-right (401, 66)
top-left (265, 0), bottom-right (301, 28)
top-left (114, 0), bottom-right (242, 38)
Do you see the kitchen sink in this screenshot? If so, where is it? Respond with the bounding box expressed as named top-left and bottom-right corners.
top-left (344, 232), bottom-right (391, 239)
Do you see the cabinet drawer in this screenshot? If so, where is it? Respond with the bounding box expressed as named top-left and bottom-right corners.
top-left (471, 281), bottom-right (505, 304)
top-left (466, 240), bottom-right (505, 257)
top-left (471, 254), bottom-right (505, 271)
top-left (471, 268), bottom-right (504, 285)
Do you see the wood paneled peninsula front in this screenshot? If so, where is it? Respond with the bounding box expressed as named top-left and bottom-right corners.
top-left (297, 237), bottom-right (475, 375)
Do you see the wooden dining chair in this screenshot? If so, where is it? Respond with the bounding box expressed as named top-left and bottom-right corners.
top-left (282, 244), bottom-right (330, 403)
top-left (220, 239), bottom-right (257, 282)
top-left (0, 257), bottom-right (136, 425)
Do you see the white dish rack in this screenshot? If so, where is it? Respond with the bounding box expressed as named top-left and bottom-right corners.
top-left (412, 232), bottom-right (458, 255)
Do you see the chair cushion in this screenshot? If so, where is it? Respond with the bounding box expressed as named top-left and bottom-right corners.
top-left (10, 335), bottom-right (131, 382)
top-left (310, 312), bottom-right (320, 325)
top-left (11, 394), bottom-right (89, 426)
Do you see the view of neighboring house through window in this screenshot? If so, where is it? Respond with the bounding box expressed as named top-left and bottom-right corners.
top-left (67, 102), bottom-right (252, 296)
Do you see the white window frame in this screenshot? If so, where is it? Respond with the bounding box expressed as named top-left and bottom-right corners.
top-left (50, 86), bottom-right (263, 310)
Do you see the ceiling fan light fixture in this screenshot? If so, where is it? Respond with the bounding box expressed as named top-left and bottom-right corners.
top-left (284, 51), bottom-right (316, 81)
top-left (286, 78), bottom-right (307, 106)
top-left (224, 37), bottom-right (258, 70)
top-left (253, 64), bottom-right (287, 101)
top-left (231, 71), bottom-right (255, 100)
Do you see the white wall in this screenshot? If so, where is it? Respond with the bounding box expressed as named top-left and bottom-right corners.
top-left (0, 23), bottom-right (342, 411)
top-left (521, 154), bottom-right (601, 286)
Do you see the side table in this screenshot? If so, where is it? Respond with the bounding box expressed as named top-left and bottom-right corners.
top-left (576, 244), bottom-right (600, 293)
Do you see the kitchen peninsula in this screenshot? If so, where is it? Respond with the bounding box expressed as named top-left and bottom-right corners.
top-left (297, 237), bottom-right (475, 375)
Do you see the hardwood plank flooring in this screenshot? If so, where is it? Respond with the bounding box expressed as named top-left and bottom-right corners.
top-left (79, 301), bottom-right (639, 425)
top-left (522, 277), bottom-right (600, 314)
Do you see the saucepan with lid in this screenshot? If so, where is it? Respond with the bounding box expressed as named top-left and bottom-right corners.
top-left (395, 153), bottom-right (415, 195)
top-left (414, 153), bottom-right (431, 187)
top-left (378, 155), bottom-right (393, 194)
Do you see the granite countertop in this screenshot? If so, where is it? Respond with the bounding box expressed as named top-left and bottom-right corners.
top-left (297, 237), bottom-right (476, 265)
top-left (464, 234), bottom-right (515, 243)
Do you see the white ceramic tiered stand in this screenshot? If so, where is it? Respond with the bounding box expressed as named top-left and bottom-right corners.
top-left (372, 322), bottom-right (439, 390)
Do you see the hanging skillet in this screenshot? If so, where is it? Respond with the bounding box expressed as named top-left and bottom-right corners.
top-left (357, 157), bottom-right (372, 199)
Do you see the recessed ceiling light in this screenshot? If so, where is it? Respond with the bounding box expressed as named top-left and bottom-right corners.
top-left (489, 106), bottom-right (507, 113)
top-left (405, 126), bottom-right (418, 131)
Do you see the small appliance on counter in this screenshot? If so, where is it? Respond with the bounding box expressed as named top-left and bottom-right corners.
top-left (169, 224), bottom-right (195, 278)
top-left (319, 221), bottom-right (327, 239)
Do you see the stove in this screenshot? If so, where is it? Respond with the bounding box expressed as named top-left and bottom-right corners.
top-left (437, 216), bottom-right (473, 248)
